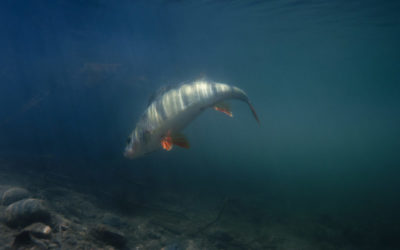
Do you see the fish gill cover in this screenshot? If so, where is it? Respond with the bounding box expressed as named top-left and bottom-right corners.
top-left (0, 0), bottom-right (399, 249)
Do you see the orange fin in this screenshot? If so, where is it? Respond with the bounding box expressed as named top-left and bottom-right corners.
top-left (161, 136), bottom-right (173, 151)
top-left (171, 133), bottom-right (190, 149)
top-left (161, 133), bottom-right (190, 151)
top-left (214, 102), bottom-right (233, 117)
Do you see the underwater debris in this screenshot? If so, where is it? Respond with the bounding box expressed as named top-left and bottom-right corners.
top-left (4, 198), bottom-right (51, 228)
top-left (190, 198), bottom-right (230, 236)
top-left (1, 187), bottom-right (31, 206)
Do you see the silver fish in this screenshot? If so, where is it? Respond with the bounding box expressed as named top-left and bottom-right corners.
top-left (124, 80), bottom-right (259, 159)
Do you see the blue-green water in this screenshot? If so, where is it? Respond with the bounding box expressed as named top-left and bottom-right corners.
top-left (0, 0), bottom-right (399, 249)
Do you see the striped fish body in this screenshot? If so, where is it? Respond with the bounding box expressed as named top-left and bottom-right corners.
top-left (124, 80), bottom-right (259, 159)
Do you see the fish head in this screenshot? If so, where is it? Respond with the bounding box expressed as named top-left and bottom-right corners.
top-left (124, 127), bottom-right (153, 159)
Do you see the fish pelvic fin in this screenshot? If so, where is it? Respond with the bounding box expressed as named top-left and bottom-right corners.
top-left (172, 133), bottom-right (190, 149)
top-left (161, 136), bottom-right (173, 151)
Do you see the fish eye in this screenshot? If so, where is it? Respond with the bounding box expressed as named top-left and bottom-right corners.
top-left (126, 136), bottom-right (131, 144)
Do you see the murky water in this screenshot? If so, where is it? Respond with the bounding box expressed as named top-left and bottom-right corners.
top-left (0, 0), bottom-right (399, 249)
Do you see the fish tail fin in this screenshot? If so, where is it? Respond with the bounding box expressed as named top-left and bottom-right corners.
top-left (247, 101), bottom-right (260, 124)
top-left (231, 87), bottom-right (260, 124)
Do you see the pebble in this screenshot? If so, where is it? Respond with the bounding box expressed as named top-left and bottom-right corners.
top-left (4, 198), bottom-right (50, 227)
top-left (24, 222), bottom-right (52, 238)
top-left (52, 213), bottom-right (71, 232)
top-left (1, 187), bottom-right (30, 206)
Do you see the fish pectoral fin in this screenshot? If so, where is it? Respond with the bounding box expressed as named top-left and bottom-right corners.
top-left (214, 102), bottom-right (233, 117)
top-left (161, 136), bottom-right (173, 151)
top-left (161, 133), bottom-right (190, 151)
top-left (171, 133), bottom-right (190, 149)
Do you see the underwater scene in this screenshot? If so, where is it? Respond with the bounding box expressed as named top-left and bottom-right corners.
top-left (0, 0), bottom-right (400, 249)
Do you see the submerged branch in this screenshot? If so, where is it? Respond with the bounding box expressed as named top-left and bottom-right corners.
top-left (190, 198), bottom-right (230, 236)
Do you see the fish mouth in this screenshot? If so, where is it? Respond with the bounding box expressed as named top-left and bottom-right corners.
top-left (123, 148), bottom-right (135, 159)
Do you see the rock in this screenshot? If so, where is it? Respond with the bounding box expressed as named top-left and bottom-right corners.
top-left (91, 224), bottom-right (127, 248)
top-left (12, 223), bottom-right (52, 248)
top-left (24, 222), bottom-right (52, 238)
top-left (51, 213), bottom-right (72, 232)
top-left (12, 231), bottom-right (32, 248)
top-left (4, 198), bottom-right (50, 227)
top-left (1, 187), bottom-right (30, 206)
top-left (0, 185), bottom-right (12, 199)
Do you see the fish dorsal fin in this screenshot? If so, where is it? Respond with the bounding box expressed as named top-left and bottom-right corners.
top-left (214, 102), bottom-right (233, 117)
top-left (161, 132), bottom-right (190, 151)
top-left (147, 85), bottom-right (177, 106)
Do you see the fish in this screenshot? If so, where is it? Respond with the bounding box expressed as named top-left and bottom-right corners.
top-left (124, 80), bottom-right (259, 159)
